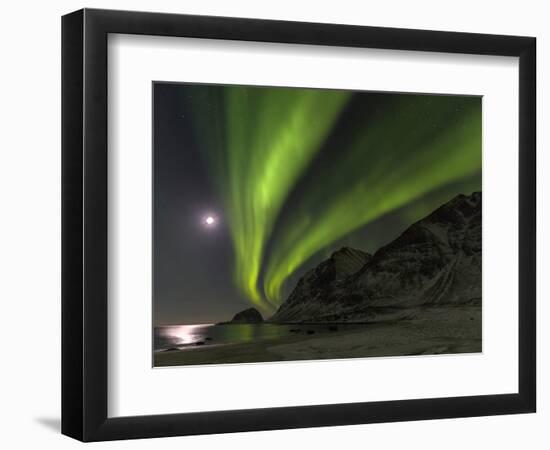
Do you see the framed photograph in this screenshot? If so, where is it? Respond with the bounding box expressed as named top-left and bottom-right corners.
top-left (62, 8), bottom-right (536, 441)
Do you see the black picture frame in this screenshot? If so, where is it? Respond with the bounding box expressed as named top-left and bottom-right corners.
top-left (62, 8), bottom-right (536, 442)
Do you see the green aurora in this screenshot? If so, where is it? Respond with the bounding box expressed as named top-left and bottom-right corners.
top-left (185, 85), bottom-right (481, 314)
top-left (188, 85), bottom-right (350, 311)
top-left (263, 94), bottom-right (481, 302)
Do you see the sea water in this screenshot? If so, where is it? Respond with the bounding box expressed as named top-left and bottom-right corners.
top-left (154, 323), bottom-right (354, 352)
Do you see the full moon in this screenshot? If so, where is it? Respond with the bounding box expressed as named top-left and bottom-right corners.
top-left (205, 216), bottom-right (215, 226)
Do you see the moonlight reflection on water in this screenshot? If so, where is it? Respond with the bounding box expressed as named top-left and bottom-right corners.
top-left (154, 323), bottom-right (361, 352)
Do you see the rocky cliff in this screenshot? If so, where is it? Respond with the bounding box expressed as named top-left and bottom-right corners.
top-left (270, 192), bottom-right (481, 323)
top-left (229, 307), bottom-right (264, 323)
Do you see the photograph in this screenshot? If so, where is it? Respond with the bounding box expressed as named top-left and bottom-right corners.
top-left (153, 83), bottom-right (482, 367)
top-left (0, 1), bottom-right (539, 446)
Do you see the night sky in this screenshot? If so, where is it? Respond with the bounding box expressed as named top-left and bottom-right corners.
top-left (153, 83), bottom-right (481, 326)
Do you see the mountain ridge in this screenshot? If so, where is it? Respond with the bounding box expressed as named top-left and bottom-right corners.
top-left (270, 192), bottom-right (481, 323)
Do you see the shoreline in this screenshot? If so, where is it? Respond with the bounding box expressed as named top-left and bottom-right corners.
top-left (154, 305), bottom-right (481, 367)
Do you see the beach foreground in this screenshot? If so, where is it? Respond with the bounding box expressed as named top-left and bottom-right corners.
top-left (154, 305), bottom-right (481, 367)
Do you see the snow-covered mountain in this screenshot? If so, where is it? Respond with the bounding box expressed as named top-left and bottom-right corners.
top-left (270, 192), bottom-right (481, 323)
